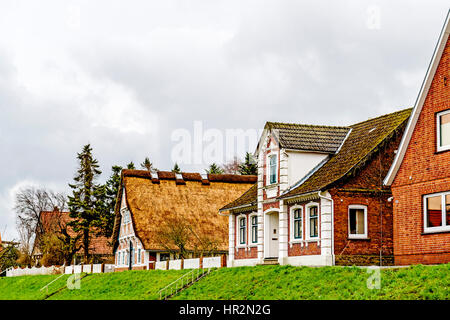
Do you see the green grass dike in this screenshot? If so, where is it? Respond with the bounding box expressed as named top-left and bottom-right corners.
top-left (0, 264), bottom-right (449, 300)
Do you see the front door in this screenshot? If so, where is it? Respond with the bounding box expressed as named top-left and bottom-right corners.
top-left (268, 212), bottom-right (279, 258)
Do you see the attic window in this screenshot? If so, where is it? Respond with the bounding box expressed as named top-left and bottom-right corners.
top-left (175, 173), bottom-right (183, 180)
top-left (437, 109), bottom-right (450, 152)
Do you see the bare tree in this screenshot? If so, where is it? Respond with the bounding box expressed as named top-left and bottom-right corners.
top-left (153, 215), bottom-right (222, 259)
top-left (222, 157), bottom-right (241, 174)
top-left (14, 186), bottom-right (67, 264)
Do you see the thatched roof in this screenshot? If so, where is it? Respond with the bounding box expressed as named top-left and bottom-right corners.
top-left (111, 170), bottom-right (256, 252)
top-left (34, 210), bottom-right (112, 256)
top-left (264, 122), bottom-right (350, 153)
top-left (281, 108), bottom-right (412, 199)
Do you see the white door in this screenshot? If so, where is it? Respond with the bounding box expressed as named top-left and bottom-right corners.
top-left (268, 212), bottom-right (279, 258)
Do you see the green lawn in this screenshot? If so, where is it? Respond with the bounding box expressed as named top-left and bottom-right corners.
top-left (174, 264), bottom-right (450, 300)
top-left (1, 264), bottom-right (449, 300)
top-left (0, 273), bottom-right (71, 300)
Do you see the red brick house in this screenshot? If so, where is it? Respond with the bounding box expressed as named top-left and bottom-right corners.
top-left (221, 109), bottom-right (411, 267)
top-left (384, 11), bottom-right (450, 265)
top-left (111, 170), bottom-right (256, 271)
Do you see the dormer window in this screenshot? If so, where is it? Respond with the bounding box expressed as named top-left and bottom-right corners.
top-left (269, 154), bottom-right (277, 184)
top-left (437, 109), bottom-right (450, 152)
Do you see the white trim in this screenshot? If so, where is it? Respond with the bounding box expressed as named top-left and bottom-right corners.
top-left (289, 205), bottom-right (303, 243)
top-left (305, 202), bottom-right (320, 241)
top-left (249, 212), bottom-right (258, 245)
top-left (384, 10), bottom-right (450, 186)
top-left (437, 109), bottom-right (450, 152)
top-left (266, 151), bottom-right (278, 186)
top-left (348, 205), bottom-right (368, 239)
top-left (423, 191), bottom-right (450, 233)
top-left (236, 214), bottom-right (247, 248)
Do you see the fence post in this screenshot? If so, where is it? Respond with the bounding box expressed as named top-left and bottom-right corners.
top-left (199, 256), bottom-right (203, 269)
top-left (166, 260), bottom-right (169, 270)
top-left (101, 263), bottom-right (105, 273)
top-left (181, 258), bottom-right (184, 270)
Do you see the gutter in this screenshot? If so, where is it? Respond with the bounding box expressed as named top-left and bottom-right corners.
top-left (318, 191), bottom-right (335, 265)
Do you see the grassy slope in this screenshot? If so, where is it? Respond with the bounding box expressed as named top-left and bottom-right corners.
top-left (48, 269), bottom-right (189, 300)
top-left (1, 264), bottom-right (449, 300)
top-left (174, 264), bottom-right (450, 300)
top-left (0, 274), bottom-right (70, 300)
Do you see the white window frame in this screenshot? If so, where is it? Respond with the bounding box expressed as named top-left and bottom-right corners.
top-left (289, 205), bottom-right (303, 243)
top-left (348, 205), bottom-right (368, 239)
top-left (236, 214), bottom-right (247, 247)
top-left (437, 109), bottom-right (450, 152)
top-left (249, 212), bottom-right (258, 246)
top-left (266, 151), bottom-right (278, 186)
top-left (305, 203), bottom-right (319, 241)
top-left (423, 191), bottom-right (450, 233)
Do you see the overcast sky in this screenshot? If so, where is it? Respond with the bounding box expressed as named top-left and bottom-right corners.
top-left (1, 1), bottom-right (449, 240)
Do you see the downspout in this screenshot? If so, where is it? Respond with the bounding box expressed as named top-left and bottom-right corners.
top-left (318, 191), bottom-right (335, 265)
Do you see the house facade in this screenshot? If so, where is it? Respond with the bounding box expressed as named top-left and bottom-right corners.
top-left (112, 170), bottom-right (256, 271)
top-left (384, 12), bottom-right (450, 265)
top-left (221, 109), bottom-right (411, 267)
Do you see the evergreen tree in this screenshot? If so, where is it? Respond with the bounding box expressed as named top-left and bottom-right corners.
top-left (67, 144), bottom-right (105, 262)
top-left (206, 163), bottom-right (224, 174)
top-left (140, 157), bottom-right (157, 172)
top-left (239, 152), bottom-right (258, 175)
top-left (172, 163), bottom-right (181, 174)
top-left (94, 165), bottom-right (122, 238)
top-left (127, 162), bottom-right (135, 169)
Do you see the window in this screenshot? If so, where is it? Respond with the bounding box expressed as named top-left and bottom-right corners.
top-left (122, 210), bottom-right (131, 224)
top-left (138, 249), bottom-right (141, 264)
top-left (348, 205), bottom-right (368, 239)
top-left (437, 110), bottom-right (450, 151)
top-left (251, 215), bottom-right (258, 244)
top-left (239, 217), bottom-right (247, 244)
top-left (424, 191), bottom-right (450, 232)
top-left (269, 154), bottom-right (277, 184)
top-left (293, 209), bottom-right (302, 239)
top-left (117, 252), bottom-right (121, 265)
top-left (122, 251), bottom-right (125, 265)
top-left (308, 205), bottom-right (318, 238)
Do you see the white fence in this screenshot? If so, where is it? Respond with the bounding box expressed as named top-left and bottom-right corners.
top-left (154, 256), bottom-right (224, 271)
top-left (6, 265), bottom-right (64, 277)
top-left (6, 264), bottom-right (115, 277)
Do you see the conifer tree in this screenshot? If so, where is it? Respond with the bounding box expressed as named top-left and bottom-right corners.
top-left (67, 144), bottom-right (105, 262)
top-left (239, 152), bottom-right (258, 175)
top-left (206, 163), bottom-right (224, 174)
top-left (94, 165), bottom-right (122, 238)
top-left (127, 162), bottom-right (135, 169)
top-left (140, 157), bottom-right (157, 172)
top-left (172, 163), bottom-right (181, 174)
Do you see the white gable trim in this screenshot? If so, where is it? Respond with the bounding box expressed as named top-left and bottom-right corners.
top-left (384, 10), bottom-right (450, 186)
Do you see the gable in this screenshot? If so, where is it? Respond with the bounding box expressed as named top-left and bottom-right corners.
top-left (385, 11), bottom-right (450, 186)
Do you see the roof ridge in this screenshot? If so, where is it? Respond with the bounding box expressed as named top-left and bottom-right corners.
top-left (349, 107), bottom-right (413, 128)
top-left (266, 121), bottom-right (350, 129)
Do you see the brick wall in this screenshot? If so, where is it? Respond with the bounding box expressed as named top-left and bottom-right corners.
top-left (392, 37), bottom-right (450, 265)
top-left (327, 125), bottom-right (402, 264)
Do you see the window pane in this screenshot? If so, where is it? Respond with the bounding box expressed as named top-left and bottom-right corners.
top-left (446, 194), bottom-right (450, 226)
top-left (426, 195), bottom-right (442, 228)
top-left (269, 155), bottom-right (277, 184)
top-left (440, 113), bottom-right (450, 147)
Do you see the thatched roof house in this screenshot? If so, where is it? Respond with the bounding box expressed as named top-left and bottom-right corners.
top-left (112, 169), bottom-right (256, 270)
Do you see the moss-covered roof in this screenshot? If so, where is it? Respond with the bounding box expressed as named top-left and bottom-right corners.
top-left (222, 108), bottom-right (412, 210)
top-left (219, 184), bottom-right (257, 211)
top-left (280, 108), bottom-right (412, 198)
top-left (265, 122), bottom-right (350, 153)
